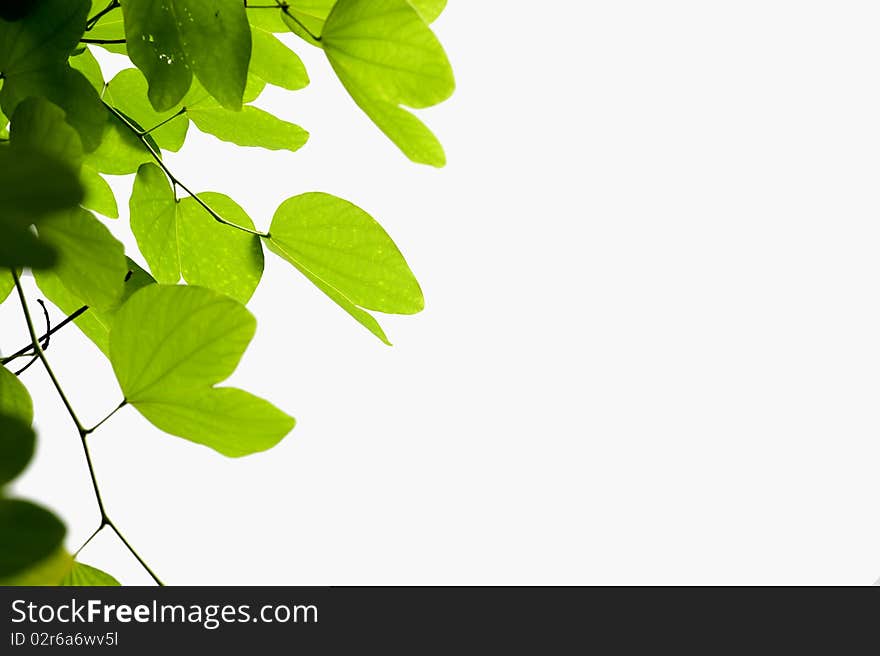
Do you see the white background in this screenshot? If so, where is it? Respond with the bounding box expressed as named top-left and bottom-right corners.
top-left (4, 1), bottom-right (880, 585)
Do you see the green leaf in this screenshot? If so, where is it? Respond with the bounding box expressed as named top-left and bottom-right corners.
top-left (321, 0), bottom-right (454, 166)
top-left (0, 273), bottom-right (12, 305)
top-left (0, 0), bottom-right (106, 150)
top-left (278, 0), bottom-right (446, 40)
top-left (69, 46), bottom-right (105, 92)
top-left (0, 499), bottom-right (66, 579)
top-left (0, 148), bottom-right (84, 270)
top-left (267, 193), bottom-right (423, 344)
top-left (410, 0), bottom-right (447, 22)
top-left (0, 547), bottom-right (73, 586)
top-left (122, 0), bottom-right (252, 111)
top-left (9, 97), bottom-right (84, 169)
top-left (61, 562), bottom-right (121, 586)
top-left (37, 208), bottom-right (127, 311)
top-left (187, 99), bottom-right (309, 153)
top-left (83, 112), bottom-right (154, 175)
top-left (35, 258), bottom-right (156, 357)
top-left (130, 163), bottom-right (264, 303)
top-left (105, 69), bottom-right (189, 152)
top-left (0, 365), bottom-right (34, 425)
top-left (249, 24), bottom-right (309, 91)
top-left (80, 164), bottom-right (119, 218)
top-left (86, 0), bottom-right (127, 55)
top-left (109, 284), bottom-right (295, 457)
top-left (0, 415), bottom-right (34, 487)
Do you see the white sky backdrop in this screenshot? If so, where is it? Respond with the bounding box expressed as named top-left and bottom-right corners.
top-left (4, 1), bottom-right (880, 584)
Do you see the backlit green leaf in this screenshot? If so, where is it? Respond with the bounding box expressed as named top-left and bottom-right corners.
top-left (267, 192), bottom-right (423, 343)
top-left (130, 163), bottom-right (264, 303)
top-left (0, 415), bottom-right (34, 487)
top-left (321, 0), bottom-right (454, 166)
top-left (37, 208), bottom-right (127, 311)
top-left (106, 69), bottom-right (189, 152)
top-left (0, 499), bottom-right (66, 579)
top-left (80, 164), bottom-right (119, 219)
top-left (249, 24), bottom-right (309, 91)
top-left (69, 46), bottom-right (105, 92)
top-left (109, 284), bottom-right (295, 456)
top-left (122, 0), bottom-right (252, 111)
top-left (188, 102), bottom-right (308, 153)
top-left (35, 258), bottom-right (156, 357)
top-left (277, 0), bottom-right (446, 41)
top-left (61, 562), bottom-right (121, 586)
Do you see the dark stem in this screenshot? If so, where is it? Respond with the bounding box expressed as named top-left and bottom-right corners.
top-left (107, 521), bottom-right (165, 586)
top-left (80, 38), bottom-right (127, 45)
top-left (84, 400), bottom-right (128, 435)
top-left (141, 107), bottom-right (187, 136)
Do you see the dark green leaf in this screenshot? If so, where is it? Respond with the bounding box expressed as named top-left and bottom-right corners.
top-left (0, 364), bottom-right (34, 425)
top-left (0, 415), bottom-right (34, 487)
top-left (0, 499), bottom-right (66, 579)
top-left (0, 0), bottom-right (106, 150)
top-left (122, 0), bottom-right (252, 111)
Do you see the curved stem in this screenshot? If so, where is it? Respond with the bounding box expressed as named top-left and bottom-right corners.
top-left (2, 306), bottom-right (89, 365)
top-left (102, 101), bottom-right (268, 237)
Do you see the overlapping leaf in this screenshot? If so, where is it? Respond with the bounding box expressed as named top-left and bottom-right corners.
top-left (37, 208), bottom-right (127, 312)
top-left (35, 258), bottom-right (155, 357)
top-left (0, 0), bottom-right (105, 150)
top-left (122, 0), bottom-right (251, 111)
top-left (0, 148), bottom-right (83, 269)
top-left (109, 284), bottom-right (295, 456)
top-left (130, 163), bottom-right (264, 303)
top-left (267, 193), bottom-right (423, 344)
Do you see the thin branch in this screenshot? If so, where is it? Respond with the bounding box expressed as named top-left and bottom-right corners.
top-left (2, 306), bottom-right (88, 365)
top-left (102, 101), bottom-right (269, 238)
top-left (86, 0), bottom-right (120, 31)
top-left (74, 524), bottom-right (105, 558)
top-left (244, 0), bottom-right (323, 42)
top-left (11, 271), bottom-right (164, 586)
top-left (80, 38), bottom-right (127, 44)
top-left (107, 521), bottom-right (165, 586)
top-left (84, 400), bottom-right (127, 436)
top-left (141, 107), bottom-right (187, 136)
